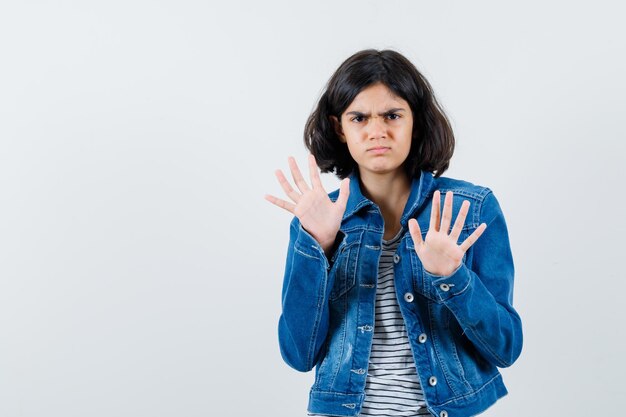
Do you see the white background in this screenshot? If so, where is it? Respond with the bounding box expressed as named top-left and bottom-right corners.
top-left (1, 1), bottom-right (625, 416)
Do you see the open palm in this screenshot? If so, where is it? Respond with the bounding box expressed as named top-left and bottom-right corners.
top-left (265, 154), bottom-right (350, 254)
top-left (408, 190), bottom-right (487, 276)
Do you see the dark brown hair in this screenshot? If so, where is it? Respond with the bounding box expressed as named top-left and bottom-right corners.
top-left (304, 49), bottom-right (454, 179)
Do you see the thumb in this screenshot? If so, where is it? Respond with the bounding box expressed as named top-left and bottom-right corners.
top-left (336, 178), bottom-right (350, 209)
top-left (408, 218), bottom-right (423, 249)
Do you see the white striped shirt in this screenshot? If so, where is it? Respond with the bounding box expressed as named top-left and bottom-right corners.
top-left (359, 231), bottom-right (431, 417)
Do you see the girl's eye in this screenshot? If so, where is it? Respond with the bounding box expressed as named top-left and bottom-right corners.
top-left (350, 114), bottom-right (400, 123)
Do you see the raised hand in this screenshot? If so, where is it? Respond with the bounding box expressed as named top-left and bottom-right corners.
top-left (265, 154), bottom-right (350, 254)
top-left (408, 190), bottom-right (487, 276)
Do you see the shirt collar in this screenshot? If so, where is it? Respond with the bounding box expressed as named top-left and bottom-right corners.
top-left (343, 170), bottom-right (435, 226)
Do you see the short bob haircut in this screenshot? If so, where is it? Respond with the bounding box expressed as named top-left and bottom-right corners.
top-left (304, 49), bottom-right (454, 179)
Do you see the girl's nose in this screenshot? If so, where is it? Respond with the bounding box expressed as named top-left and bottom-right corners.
top-left (368, 116), bottom-right (387, 139)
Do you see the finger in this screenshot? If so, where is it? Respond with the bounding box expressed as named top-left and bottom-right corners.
top-left (308, 154), bottom-right (324, 189)
top-left (335, 177), bottom-right (350, 210)
top-left (288, 156), bottom-right (310, 193)
top-left (429, 190), bottom-right (441, 232)
top-left (264, 194), bottom-right (296, 214)
top-left (459, 222), bottom-right (487, 252)
top-left (449, 200), bottom-right (470, 242)
top-left (275, 169), bottom-right (301, 203)
top-left (408, 218), bottom-right (423, 249)
top-left (440, 191), bottom-right (454, 234)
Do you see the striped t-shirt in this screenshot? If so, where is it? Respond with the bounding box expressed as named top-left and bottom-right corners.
top-left (358, 231), bottom-right (432, 417)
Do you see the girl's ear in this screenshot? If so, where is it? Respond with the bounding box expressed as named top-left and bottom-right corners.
top-left (329, 115), bottom-right (346, 143)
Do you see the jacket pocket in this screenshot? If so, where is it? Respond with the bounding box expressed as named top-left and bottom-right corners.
top-left (329, 230), bottom-right (363, 301)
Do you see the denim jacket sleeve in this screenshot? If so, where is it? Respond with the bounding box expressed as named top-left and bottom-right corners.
top-left (423, 190), bottom-right (523, 368)
top-left (277, 216), bottom-right (342, 372)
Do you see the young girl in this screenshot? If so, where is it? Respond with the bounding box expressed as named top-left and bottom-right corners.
top-left (265, 49), bottom-right (522, 417)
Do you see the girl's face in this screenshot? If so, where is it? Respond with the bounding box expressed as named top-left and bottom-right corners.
top-left (331, 82), bottom-right (413, 180)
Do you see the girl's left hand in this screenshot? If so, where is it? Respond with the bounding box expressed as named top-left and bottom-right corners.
top-left (408, 190), bottom-right (487, 277)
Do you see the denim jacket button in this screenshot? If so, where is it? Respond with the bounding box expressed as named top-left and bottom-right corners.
top-left (429, 376), bottom-right (438, 386)
top-left (403, 292), bottom-right (414, 303)
top-left (439, 283), bottom-right (450, 292)
top-left (440, 411), bottom-right (448, 417)
top-left (418, 333), bottom-right (427, 343)
top-left (393, 254), bottom-right (401, 264)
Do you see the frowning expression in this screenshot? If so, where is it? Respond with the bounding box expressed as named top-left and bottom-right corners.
top-left (331, 82), bottom-right (413, 179)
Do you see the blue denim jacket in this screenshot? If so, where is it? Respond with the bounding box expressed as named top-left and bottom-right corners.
top-left (278, 170), bottom-right (523, 417)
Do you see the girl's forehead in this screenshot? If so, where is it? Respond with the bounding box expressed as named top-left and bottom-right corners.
top-left (346, 84), bottom-right (408, 110)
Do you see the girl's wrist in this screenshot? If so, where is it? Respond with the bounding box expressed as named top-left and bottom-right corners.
top-left (319, 236), bottom-right (337, 253)
top-left (320, 232), bottom-right (343, 257)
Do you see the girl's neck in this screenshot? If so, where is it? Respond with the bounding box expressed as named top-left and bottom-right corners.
top-left (358, 169), bottom-right (412, 239)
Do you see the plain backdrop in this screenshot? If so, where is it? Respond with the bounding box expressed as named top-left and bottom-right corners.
top-left (1, 1), bottom-right (625, 416)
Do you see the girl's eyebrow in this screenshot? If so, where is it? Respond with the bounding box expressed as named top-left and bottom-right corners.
top-left (345, 107), bottom-right (407, 117)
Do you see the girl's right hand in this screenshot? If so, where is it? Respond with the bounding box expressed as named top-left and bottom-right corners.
top-left (265, 154), bottom-right (350, 254)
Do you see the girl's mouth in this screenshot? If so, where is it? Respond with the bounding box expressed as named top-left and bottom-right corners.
top-left (368, 146), bottom-right (390, 154)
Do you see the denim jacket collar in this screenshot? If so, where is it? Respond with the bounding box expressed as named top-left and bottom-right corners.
top-left (343, 169), bottom-right (436, 227)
